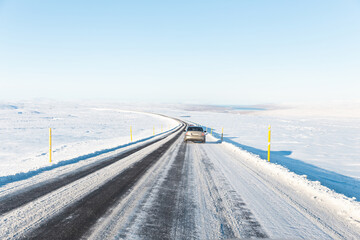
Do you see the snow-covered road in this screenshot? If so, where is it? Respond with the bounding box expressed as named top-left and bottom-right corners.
top-left (1, 121), bottom-right (359, 239)
top-left (88, 133), bottom-right (360, 239)
top-left (193, 137), bottom-right (357, 239)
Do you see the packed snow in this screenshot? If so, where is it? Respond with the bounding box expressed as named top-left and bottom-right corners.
top-left (1, 100), bottom-right (360, 201)
top-left (0, 129), bottom-right (183, 239)
top-left (2, 130), bottom-right (359, 239)
top-left (1, 100), bottom-right (360, 239)
top-left (154, 103), bottom-right (360, 200)
top-left (0, 101), bottom-right (179, 184)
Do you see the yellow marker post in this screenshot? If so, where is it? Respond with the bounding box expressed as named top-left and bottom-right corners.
top-left (268, 125), bottom-right (271, 162)
top-left (49, 128), bottom-right (52, 163)
top-left (153, 126), bottom-right (155, 136)
top-left (161, 125), bottom-right (163, 133)
top-left (221, 127), bottom-right (224, 142)
top-left (211, 128), bottom-right (213, 136)
top-left (130, 126), bottom-right (133, 142)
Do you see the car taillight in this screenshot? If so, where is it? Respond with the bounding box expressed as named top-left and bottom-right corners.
top-left (201, 133), bottom-right (205, 136)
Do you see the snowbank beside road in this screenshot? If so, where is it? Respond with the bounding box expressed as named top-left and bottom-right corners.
top-left (0, 101), bottom-right (179, 181)
top-left (219, 138), bottom-right (360, 234)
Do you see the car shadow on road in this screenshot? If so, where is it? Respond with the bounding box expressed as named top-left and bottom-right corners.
top-left (211, 132), bottom-right (360, 201)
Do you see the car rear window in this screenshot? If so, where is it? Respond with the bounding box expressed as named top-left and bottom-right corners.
top-left (187, 126), bottom-right (203, 132)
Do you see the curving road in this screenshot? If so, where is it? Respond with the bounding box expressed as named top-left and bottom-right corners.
top-left (0, 119), bottom-right (359, 239)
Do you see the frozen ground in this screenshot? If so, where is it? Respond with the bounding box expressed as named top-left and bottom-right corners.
top-left (0, 101), bottom-right (360, 239)
top-left (1, 130), bottom-right (359, 239)
top-left (152, 103), bottom-right (360, 200)
top-left (1, 100), bottom-right (359, 200)
top-left (0, 101), bottom-right (179, 183)
top-left (86, 135), bottom-right (360, 239)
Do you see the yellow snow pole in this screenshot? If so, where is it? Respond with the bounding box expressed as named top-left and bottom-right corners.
top-left (221, 127), bottom-right (224, 142)
top-left (268, 125), bottom-right (271, 162)
top-left (130, 126), bottom-right (133, 142)
top-left (153, 126), bottom-right (155, 136)
top-left (49, 128), bottom-right (52, 163)
top-left (161, 125), bottom-right (163, 133)
top-left (211, 128), bottom-right (213, 136)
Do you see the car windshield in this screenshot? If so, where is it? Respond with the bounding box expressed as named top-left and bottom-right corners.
top-left (187, 127), bottom-right (203, 132)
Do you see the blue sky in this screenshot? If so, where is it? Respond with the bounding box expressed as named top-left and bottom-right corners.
top-left (0, 0), bottom-right (359, 105)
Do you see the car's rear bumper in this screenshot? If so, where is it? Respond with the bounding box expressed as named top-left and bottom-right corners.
top-left (184, 136), bottom-right (205, 142)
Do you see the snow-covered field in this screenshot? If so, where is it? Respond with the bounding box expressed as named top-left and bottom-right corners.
top-left (1, 100), bottom-right (360, 239)
top-left (0, 101), bottom-right (179, 184)
top-left (1, 100), bottom-right (359, 201)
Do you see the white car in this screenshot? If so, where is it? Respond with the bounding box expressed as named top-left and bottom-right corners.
top-left (184, 126), bottom-right (206, 143)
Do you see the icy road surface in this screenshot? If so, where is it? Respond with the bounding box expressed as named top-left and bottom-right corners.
top-left (0, 129), bottom-right (359, 239)
top-left (90, 136), bottom-right (359, 239)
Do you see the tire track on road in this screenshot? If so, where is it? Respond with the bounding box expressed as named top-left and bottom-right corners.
top-left (23, 125), bottom-right (185, 240)
top-left (192, 144), bottom-right (268, 239)
top-left (0, 133), bottom-right (173, 216)
top-left (137, 141), bottom-right (196, 239)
